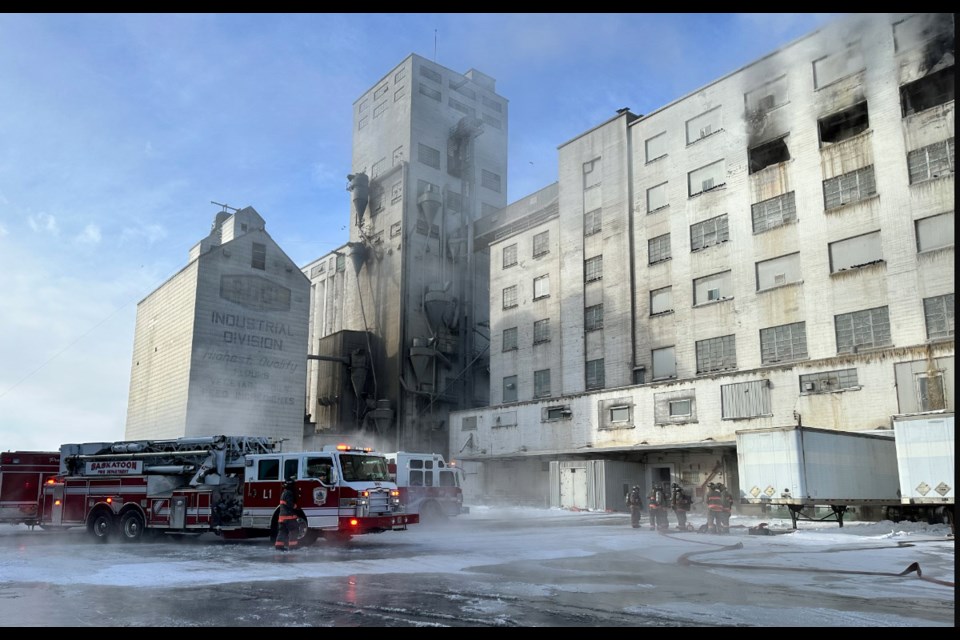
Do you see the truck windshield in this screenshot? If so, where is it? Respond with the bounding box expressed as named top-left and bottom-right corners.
top-left (339, 454), bottom-right (390, 482)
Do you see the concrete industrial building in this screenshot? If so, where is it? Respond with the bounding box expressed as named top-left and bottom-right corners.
top-left (301, 54), bottom-right (508, 454)
top-left (451, 13), bottom-right (955, 510)
top-left (126, 206), bottom-right (310, 445)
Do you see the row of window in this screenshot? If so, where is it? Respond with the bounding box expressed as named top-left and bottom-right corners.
top-left (500, 211), bottom-right (952, 311)
top-left (497, 296), bottom-right (952, 400)
top-left (649, 297), bottom-right (953, 379)
top-left (645, 133), bottom-right (952, 222)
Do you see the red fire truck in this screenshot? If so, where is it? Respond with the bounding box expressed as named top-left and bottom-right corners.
top-left (39, 435), bottom-right (417, 544)
top-left (0, 451), bottom-right (60, 528)
top-left (384, 452), bottom-right (468, 523)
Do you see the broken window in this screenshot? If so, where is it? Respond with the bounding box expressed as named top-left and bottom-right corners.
top-left (748, 137), bottom-right (790, 173)
top-left (900, 66), bottom-right (955, 116)
top-left (818, 102), bottom-right (869, 146)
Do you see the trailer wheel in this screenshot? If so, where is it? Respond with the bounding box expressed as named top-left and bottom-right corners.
top-left (120, 511), bottom-right (145, 543)
top-left (88, 510), bottom-right (116, 542)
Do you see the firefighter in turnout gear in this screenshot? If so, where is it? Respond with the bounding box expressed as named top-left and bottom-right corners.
top-left (705, 482), bottom-right (724, 534)
top-left (625, 485), bottom-right (644, 528)
top-left (648, 483), bottom-right (669, 531)
top-left (671, 483), bottom-right (692, 530)
top-left (718, 483), bottom-right (734, 534)
top-left (275, 476), bottom-right (300, 552)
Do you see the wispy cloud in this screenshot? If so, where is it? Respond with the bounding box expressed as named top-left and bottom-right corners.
top-left (27, 212), bottom-right (59, 235)
top-left (75, 223), bottom-right (102, 245)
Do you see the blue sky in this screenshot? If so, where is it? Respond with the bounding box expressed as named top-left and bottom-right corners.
top-left (0, 13), bottom-right (841, 451)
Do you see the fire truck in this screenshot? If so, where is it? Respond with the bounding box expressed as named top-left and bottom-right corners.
top-left (384, 452), bottom-right (468, 523)
top-left (39, 435), bottom-right (417, 544)
top-left (0, 451), bottom-right (60, 528)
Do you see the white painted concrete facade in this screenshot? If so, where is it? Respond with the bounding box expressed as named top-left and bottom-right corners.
top-left (452, 13), bottom-right (955, 510)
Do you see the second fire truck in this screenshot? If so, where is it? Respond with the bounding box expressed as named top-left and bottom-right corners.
top-left (39, 435), bottom-right (417, 544)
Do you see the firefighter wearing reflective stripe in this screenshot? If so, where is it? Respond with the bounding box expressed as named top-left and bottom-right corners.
top-left (717, 483), bottom-right (734, 534)
top-left (671, 483), bottom-right (692, 530)
top-left (705, 482), bottom-right (724, 534)
top-left (275, 476), bottom-right (300, 552)
top-left (648, 483), bottom-right (669, 531)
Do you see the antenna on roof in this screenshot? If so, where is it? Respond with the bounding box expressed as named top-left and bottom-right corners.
top-left (211, 201), bottom-right (239, 213)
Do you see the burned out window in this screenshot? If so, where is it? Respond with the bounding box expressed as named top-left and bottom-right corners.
top-left (752, 192), bottom-right (797, 233)
top-left (908, 138), bottom-right (955, 183)
top-left (748, 137), bottom-right (790, 173)
top-left (900, 66), bottom-right (955, 117)
top-left (819, 102), bottom-right (869, 146)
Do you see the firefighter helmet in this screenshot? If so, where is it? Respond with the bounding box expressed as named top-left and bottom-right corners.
top-left (284, 476), bottom-right (296, 488)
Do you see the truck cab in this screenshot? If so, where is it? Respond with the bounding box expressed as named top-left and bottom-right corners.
top-left (384, 452), bottom-right (468, 522)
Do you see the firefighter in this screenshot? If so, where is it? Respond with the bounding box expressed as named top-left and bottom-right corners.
top-left (718, 483), bottom-right (735, 534)
top-left (275, 476), bottom-right (300, 552)
top-left (671, 483), bottom-right (692, 530)
top-left (705, 482), bottom-right (724, 534)
top-left (648, 483), bottom-right (669, 531)
top-left (625, 485), bottom-right (644, 528)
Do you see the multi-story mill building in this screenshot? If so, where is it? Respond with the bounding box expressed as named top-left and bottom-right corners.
top-left (451, 13), bottom-right (955, 509)
top-left (301, 54), bottom-right (508, 454)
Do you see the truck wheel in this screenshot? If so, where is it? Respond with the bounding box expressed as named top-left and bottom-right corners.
top-left (120, 511), bottom-right (145, 542)
top-left (297, 519), bottom-right (319, 547)
top-left (88, 511), bottom-right (116, 542)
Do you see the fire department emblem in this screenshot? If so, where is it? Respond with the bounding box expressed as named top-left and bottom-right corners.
top-left (313, 487), bottom-right (328, 504)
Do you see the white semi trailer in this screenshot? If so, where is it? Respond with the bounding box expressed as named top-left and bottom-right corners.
top-left (890, 412), bottom-right (954, 527)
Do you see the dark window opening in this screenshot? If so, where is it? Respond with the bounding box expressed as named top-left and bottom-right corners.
top-left (819, 102), bottom-right (869, 146)
top-left (748, 137), bottom-right (790, 174)
top-left (252, 242), bottom-right (266, 270)
top-left (900, 66), bottom-right (955, 117)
